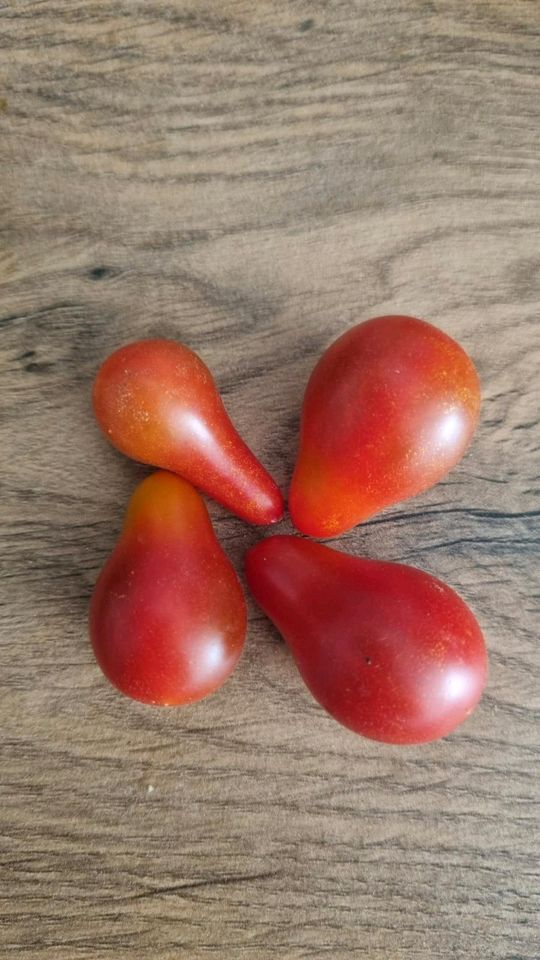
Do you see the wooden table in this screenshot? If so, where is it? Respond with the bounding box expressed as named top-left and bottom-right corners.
top-left (1, 2), bottom-right (538, 957)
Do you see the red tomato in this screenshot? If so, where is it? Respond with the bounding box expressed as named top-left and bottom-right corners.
top-left (245, 536), bottom-right (487, 744)
top-left (90, 472), bottom-right (247, 705)
top-left (93, 339), bottom-right (284, 526)
top-left (289, 316), bottom-right (481, 537)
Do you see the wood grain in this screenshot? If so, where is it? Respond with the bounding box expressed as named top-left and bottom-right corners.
top-left (1, 1), bottom-right (539, 957)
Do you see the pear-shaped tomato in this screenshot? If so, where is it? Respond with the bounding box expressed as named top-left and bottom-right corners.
top-left (246, 536), bottom-right (487, 744)
top-left (93, 339), bottom-right (284, 526)
top-left (90, 472), bottom-right (246, 705)
top-left (289, 316), bottom-right (481, 537)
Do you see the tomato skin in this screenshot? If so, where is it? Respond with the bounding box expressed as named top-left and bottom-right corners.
top-left (93, 339), bottom-right (284, 526)
top-left (289, 316), bottom-right (481, 537)
top-left (90, 472), bottom-right (247, 705)
top-left (245, 536), bottom-right (487, 744)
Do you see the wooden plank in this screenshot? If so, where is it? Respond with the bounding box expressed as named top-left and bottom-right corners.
top-left (1, 1), bottom-right (538, 957)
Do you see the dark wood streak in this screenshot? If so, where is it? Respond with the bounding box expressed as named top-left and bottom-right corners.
top-left (1, 1), bottom-right (539, 958)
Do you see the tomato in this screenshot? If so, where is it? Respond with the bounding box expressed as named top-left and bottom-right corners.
top-left (90, 472), bottom-right (247, 705)
top-left (93, 339), bottom-right (284, 526)
top-left (245, 536), bottom-right (487, 744)
top-left (289, 315), bottom-right (481, 537)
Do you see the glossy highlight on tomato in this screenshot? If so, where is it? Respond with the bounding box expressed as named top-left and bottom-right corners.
top-left (93, 339), bottom-right (284, 525)
top-left (90, 471), bottom-right (247, 705)
top-left (246, 536), bottom-right (487, 744)
top-left (289, 315), bottom-right (481, 537)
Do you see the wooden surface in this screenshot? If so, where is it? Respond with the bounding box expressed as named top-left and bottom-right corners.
top-left (1, 2), bottom-right (539, 957)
